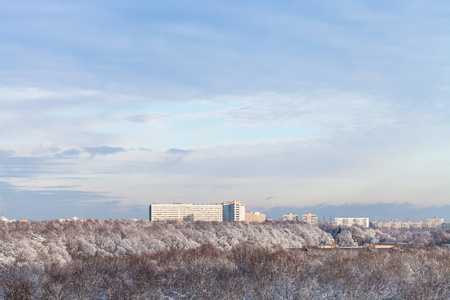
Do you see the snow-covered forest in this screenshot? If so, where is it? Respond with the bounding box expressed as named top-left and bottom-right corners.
top-left (0, 220), bottom-right (335, 268)
top-left (0, 219), bottom-right (449, 299)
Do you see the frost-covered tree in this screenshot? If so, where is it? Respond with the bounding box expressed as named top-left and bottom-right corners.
top-left (336, 230), bottom-right (358, 247)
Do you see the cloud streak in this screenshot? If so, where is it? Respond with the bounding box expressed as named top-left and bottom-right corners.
top-left (83, 146), bottom-right (125, 157)
top-left (0, 181), bottom-right (148, 220)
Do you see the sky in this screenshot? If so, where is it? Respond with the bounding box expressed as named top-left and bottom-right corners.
top-left (1, 0), bottom-right (450, 221)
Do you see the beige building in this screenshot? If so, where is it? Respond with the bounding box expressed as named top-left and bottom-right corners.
top-left (149, 203), bottom-right (223, 222)
top-left (283, 213), bottom-right (298, 222)
top-left (245, 211), bottom-right (266, 223)
top-left (427, 217), bottom-right (444, 227)
top-left (335, 217), bottom-right (369, 228)
top-left (302, 213), bottom-right (318, 224)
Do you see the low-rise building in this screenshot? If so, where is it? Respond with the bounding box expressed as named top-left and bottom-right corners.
top-left (372, 218), bottom-right (445, 229)
top-left (283, 213), bottom-right (298, 222)
top-left (245, 211), bottom-right (266, 223)
top-left (372, 221), bottom-right (422, 229)
top-left (335, 217), bottom-right (369, 228)
top-left (302, 213), bottom-right (318, 224)
top-left (427, 217), bottom-right (444, 227)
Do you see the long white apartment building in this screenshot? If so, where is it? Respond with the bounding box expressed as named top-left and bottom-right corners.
top-left (149, 201), bottom-right (246, 222)
top-left (149, 203), bottom-right (223, 222)
top-left (372, 217), bottom-right (445, 229)
top-left (335, 217), bottom-right (369, 228)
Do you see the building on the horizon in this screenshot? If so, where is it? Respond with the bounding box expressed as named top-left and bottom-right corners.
top-left (283, 213), bottom-right (298, 222)
top-left (302, 213), bottom-right (318, 224)
top-left (58, 217), bottom-right (83, 222)
top-left (0, 217), bottom-right (26, 222)
top-left (223, 201), bottom-right (246, 221)
top-left (372, 217), bottom-right (445, 229)
top-left (335, 217), bottom-right (369, 228)
top-left (149, 201), bottom-right (245, 222)
top-left (372, 221), bottom-right (425, 229)
top-left (149, 203), bottom-right (223, 222)
top-left (427, 217), bottom-right (444, 227)
top-left (245, 211), bottom-right (266, 223)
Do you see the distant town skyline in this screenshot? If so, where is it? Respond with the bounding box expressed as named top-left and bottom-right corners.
top-left (1, 1), bottom-right (450, 221)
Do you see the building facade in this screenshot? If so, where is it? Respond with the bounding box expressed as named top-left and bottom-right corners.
top-left (149, 203), bottom-right (223, 222)
top-left (223, 201), bottom-right (246, 221)
top-left (335, 217), bottom-right (369, 228)
top-left (372, 218), bottom-right (445, 229)
top-left (302, 213), bottom-right (318, 224)
top-left (149, 201), bottom-right (246, 222)
top-left (283, 213), bottom-right (298, 222)
top-left (191, 204), bottom-right (225, 221)
top-left (245, 211), bottom-right (266, 223)
top-left (427, 217), bottom-right (444, 227)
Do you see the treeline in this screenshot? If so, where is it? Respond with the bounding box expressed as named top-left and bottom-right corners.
top-left (1, 219), bottom-right (449, 270)
top-left (319, 223), bottom-right (450, 247)
top-left (1, 243), bottom-right (449, 299)
top-left (0, 219), bottom-right (333, 269)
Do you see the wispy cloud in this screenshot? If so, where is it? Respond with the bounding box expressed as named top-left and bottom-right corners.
top-left (0, 150), bottom-right (15, 157)
top-left (166, 148), bottom-right (192, 156)
top-left (61, 148), bottom-right (82, 156)
top-left (0, 149), bottom-right (49, 178)
top-left (83, 146), bottom-right (125, 157)
top-left (0, 181), bottom-right (131, 220)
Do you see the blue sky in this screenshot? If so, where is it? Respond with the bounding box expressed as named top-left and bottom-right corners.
top-left (1, 1), bottom-right (449, 221)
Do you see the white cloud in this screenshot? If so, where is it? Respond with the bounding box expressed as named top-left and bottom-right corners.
top-left (1, 1), bottom-right (450, 219)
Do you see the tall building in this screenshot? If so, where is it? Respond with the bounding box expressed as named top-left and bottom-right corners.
top-left (245, 211), bottom-right (266, 223)
top-left (222, 201), bottom-right (246, 221)
top-left (302, 213), bottom-right (318, 224)
top-left (335, 217), bottom-right (369, 228)
top-left (283, 213), bottom-right (298, 222)
top-left (149, 203), bottom-right (223, 222)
